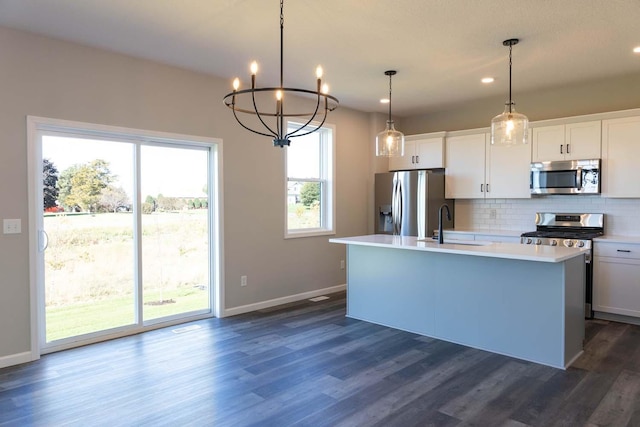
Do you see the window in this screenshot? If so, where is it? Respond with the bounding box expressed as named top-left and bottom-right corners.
top-left (285, 122), bottom-right (335, 238)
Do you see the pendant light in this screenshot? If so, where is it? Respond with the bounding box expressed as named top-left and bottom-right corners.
top-left (491, 38), bottom-right (529, 145)
top-left (376, 70), bottom-right (405, 157)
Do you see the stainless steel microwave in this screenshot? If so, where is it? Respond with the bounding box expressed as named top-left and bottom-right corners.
top-left (530, 159), bottom-right (600, 195)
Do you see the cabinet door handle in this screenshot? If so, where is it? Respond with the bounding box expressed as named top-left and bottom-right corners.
top-left (566, 144), bottom-right (570, 154)
top-left (411, 155), bottom-right (415, 164)
top-left (486, 183), bottom-right (490, 192)
top-left (480, 183), bottom-right (484, 192)
top-left (560, 144), bottom-right (563, 154)
top-left (415, 155), bottom-right (419, 164)
top-left (617, 249), bottom-right (632, 253)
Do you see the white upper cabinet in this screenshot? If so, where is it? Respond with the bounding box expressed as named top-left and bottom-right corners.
top-left (445, 133), bottom-right (486, 199)
top-left (389, 133), bottom-right (445, 171)
top-left (487, 134), bottom-right (532, 199)
top-left (532, 121), bottom-right (601, 161)
top-left (445, 131), bottom-right (531, 199)
top-left (601, 116), bottom-right (640, 198)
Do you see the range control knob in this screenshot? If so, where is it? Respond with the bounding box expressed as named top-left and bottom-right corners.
top-left (535, 239), bottom-right (542, 245)
top-left (526, 238), bottom-right (533, 244)
top-left (551, 240), bottom-right (558, 246)
top-left (567, 240), bottom-right (574, 247)
top-left (578, 241), bottom-right (585, 248)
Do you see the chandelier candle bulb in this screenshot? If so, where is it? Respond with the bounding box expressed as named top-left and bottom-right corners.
top-left (222, 0), bottom-right (339, 148)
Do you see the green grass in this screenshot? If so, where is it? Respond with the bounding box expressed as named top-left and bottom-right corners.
top-left (44, 211), bottom-right (210, 342)
top-left (46, 287), bottom-right (209, 341)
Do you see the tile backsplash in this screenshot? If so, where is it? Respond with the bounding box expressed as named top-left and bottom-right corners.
top-left (454, 196), bottom-right (640, 236)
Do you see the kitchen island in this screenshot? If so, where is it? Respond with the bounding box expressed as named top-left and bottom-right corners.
top-left (330, 234), bottom-right (587, 369)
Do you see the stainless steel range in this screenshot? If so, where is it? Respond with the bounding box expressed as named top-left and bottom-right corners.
top-left (521, 213), bottom-right (604, 318)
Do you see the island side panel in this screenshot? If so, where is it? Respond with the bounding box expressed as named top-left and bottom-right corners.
top-left (347, 245), bottom-right (438, 336)
top-left (345, 244), bottom-right (580, 369)
top-left (432, 254), bottom-right (565, 368)
top-left (564, 254), bottom-right (586, 367)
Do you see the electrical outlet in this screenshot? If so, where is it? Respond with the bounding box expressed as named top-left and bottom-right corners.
top-left (241, 275), bottom-right (247, 287)
top-left (489, 209), bottom-right (497, 220)
top-left (3, 219), bottom-right (21, 234)
top-left (340, 260), bottom-right (345, 270)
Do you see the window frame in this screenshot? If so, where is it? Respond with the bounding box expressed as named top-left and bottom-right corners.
top-left (284, 121), bottom-right (335, 239)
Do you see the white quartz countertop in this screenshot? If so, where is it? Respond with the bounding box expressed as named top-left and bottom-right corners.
top-left (330, 234), bottom-right (587, 263)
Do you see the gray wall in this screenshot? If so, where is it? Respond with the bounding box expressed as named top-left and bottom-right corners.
top-left (0, 27), bottom-right (374, 361)
top-left (401, 73), bottom-right (640, 134)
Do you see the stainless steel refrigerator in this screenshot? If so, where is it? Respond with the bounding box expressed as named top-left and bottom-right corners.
top-left (375, 170), bottom-right (453, 238)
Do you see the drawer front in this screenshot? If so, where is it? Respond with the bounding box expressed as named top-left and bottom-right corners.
top-left (595, 242), bottom-right (640, 259)
top-left (442, 232), bottom-right (475, 241)
top-left (474, 234), bottom-right (520, 244)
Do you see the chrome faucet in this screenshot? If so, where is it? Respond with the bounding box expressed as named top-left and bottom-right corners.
top-left (438, 203), bottom-right (451, 244)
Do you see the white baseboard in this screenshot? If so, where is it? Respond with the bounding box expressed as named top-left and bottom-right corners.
top-left (594, 311), bottom-right (640, 326)
top-left (0, 351), bottom-right (37, 369)
top-left (223, 284), bottom-right (346, 317)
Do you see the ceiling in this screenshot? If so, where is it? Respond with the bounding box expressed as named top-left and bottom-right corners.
top-left (0, 0), bottom-right (638, 117)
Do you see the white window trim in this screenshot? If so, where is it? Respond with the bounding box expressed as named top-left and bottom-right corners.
top-left (284, 121), bottom-right (336, 239)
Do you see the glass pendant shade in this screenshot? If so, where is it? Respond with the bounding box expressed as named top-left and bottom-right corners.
top-left (376, 70), bottom-right (404, 157)
top-left (376, 120), bottom-right (405, 157)
top-left (491, 101), bottom-right (529, 145)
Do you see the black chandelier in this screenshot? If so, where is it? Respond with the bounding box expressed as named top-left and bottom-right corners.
top-left (222, 0), bottom-right (339, 148)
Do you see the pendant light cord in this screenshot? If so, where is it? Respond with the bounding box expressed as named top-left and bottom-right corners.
top-left (388, 73), bottom-right (393, 122)
top-left (280, 0), bottom-right (284, 89)
top-left (508, 42), bottom-right (513, 113)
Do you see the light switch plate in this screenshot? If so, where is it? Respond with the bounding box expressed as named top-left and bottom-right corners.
top-left (3, 219), bottom-right (21, 234)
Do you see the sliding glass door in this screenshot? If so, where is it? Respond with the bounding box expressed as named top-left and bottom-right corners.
top-left (31, 118), bottom-right (219, 352)
top-left (42, 136), bottom-right (137, 341)
top-left (140, 145), bottom-right (210, 322)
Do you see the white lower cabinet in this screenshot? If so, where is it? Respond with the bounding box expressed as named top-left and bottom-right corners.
top-left (473, 234), bottom-right (520, 244)
top-left (442, 231), bottom-right (520, 244)
top-left (593, 241), bottom-right (640, 317)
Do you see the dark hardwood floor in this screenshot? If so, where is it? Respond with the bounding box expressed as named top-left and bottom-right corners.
top-left (2, 291), bottom-right (640, 426)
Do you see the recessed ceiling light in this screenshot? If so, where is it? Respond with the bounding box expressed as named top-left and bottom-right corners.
top-left (634, 46), bottom-right (640, 54)
top-left (380, 98), bottom-right (390, 104)
top-left (481, 77), bottom-right (495, 84)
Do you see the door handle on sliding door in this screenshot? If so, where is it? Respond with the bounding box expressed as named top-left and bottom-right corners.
top-left (39, 229), bottom-right (49, 252)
